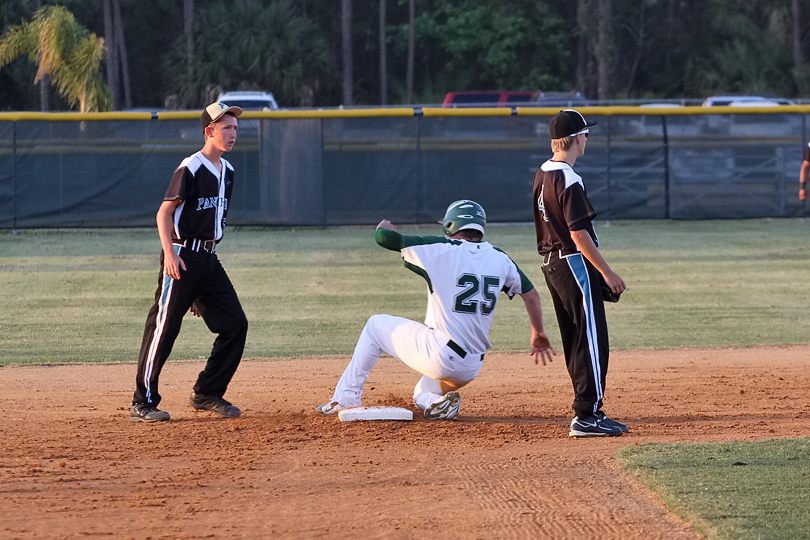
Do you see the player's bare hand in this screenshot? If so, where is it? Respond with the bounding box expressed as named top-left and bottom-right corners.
top-left (603, 270), bottom-right (626, 295)
top-left (163, 250), bottom-right (186, 280)
top-left (376, 219), bottom-right (396, 231)
top-left (531, 331), bottom-right (556, 366)
top-left (800, 188), bottom-right (806, 201)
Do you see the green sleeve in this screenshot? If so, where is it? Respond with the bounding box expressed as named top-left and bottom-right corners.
top-left (375, 228), bottom-right (403, 251)
top-left (515, 266), bottom-right (535, 294)
top-left (492, 245), bottom-right (534, 295)
top-left (375, 228), bottom-right (452, 251)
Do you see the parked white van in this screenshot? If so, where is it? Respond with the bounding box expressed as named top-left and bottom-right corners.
top-left (216, 91), bottom-right (279, 110)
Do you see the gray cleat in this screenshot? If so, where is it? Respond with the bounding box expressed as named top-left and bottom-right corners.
top-left (424, 391), bottom-right (461, 420)
top-left (189, 392), bottom-right (241, 418)
top-left (130, 404), bottom-right (171, 423)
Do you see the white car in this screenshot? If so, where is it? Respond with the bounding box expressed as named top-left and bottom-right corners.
top-left (216, 91), bottom-right (279, 110)
top-left (702, 94), bottom-right (796, 107)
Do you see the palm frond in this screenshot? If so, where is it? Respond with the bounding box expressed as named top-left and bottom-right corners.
top-left (34, 5), bottom-right (83, 82)
top-left (0, 19), bottom-right (38, 66)
top-left (0, 4), bottom-right (110, 111)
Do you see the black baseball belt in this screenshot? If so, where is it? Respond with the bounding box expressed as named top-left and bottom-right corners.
top-left (175, 239), bottom-right (216, 253)
top-left (542, 249), bottom-right (579, 265)
top-left (447, 339), bottom-right (484, 362)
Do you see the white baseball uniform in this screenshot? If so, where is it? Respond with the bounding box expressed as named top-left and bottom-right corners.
top-left (330, 230), bottom-right (534, 412)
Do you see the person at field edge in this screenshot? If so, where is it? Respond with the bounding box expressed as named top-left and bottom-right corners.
top-left (317, 200), bottom-right (556, 420)
top-left (531, 109), bottom-right (628, 437)
top-left (130, 102), bottom-right (249, 423)
top-left (799, 141), bottom-right (809, 203)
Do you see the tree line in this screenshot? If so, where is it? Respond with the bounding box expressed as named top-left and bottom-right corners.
top-left (1, 0), bottom-right (809, 112)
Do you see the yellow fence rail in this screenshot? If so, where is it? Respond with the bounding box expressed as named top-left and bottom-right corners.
top-left (4, 105), bottom-right (810, 122)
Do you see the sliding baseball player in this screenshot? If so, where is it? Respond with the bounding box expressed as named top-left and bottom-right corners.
top-left (317, 200), bottom-right (555, 420)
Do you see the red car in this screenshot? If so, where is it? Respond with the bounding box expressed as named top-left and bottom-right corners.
top-left (441, 91), bottom-right (536, 107)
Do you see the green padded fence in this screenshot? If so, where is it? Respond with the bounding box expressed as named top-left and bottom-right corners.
top-left (1, 106), bottom-right (808, 228)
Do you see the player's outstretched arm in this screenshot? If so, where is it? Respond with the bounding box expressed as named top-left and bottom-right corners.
top-left (376, 219), bottom-right (449, 251)
top-left (518, 288), bottom-right (556, 366)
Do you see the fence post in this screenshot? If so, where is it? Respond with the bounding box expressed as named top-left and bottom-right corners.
top-left (12, 121), bottom-right (17, 233)
top-left (662, 115), bottom-right (671, 219)
top-left (415, 108), bottom-right (424, 223)
top-left (803, 114), bottom-right (807, 219)
top-left (320, 117), bottom-right (326, 225)
top-left (606, 115), bottom-right (612, 218)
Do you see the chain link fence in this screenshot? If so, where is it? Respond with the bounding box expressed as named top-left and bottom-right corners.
top-left (0, 108), bottom-right (807, 229)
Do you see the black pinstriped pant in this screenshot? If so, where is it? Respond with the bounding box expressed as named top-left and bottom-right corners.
top-left (542, 252), bottom-right (610, 419)
top-left (132, 245), bottom-right (248, 408)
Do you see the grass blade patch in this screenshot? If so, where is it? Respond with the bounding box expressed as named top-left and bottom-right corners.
top-left (617, 439), bottom-right (810, 539)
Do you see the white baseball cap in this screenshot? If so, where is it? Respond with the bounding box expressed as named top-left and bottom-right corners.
top-left (200, 102), bottom-right (243, 128)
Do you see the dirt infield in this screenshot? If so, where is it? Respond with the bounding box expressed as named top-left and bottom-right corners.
top-left (2, 346), bottom-right (809, 539)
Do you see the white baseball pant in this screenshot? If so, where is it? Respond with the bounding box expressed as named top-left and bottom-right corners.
top-left (331, 314), bottom-right (483, 411)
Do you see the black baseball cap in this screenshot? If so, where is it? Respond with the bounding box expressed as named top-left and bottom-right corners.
top-left (200, 102), bottom-right (243, 129)
top-left (548, 109), bottom-right (597, 139)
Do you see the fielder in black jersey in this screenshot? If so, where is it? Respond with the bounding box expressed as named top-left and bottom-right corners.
top-left (130, 102), bottom-right (249, 423)
top-left (532, 109), bottom-right (628, 437)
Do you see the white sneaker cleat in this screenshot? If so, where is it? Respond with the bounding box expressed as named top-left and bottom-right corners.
top-left (424, 391), bottom-right (461, 420)
top-left (316, 401), bottom-right (345, 416)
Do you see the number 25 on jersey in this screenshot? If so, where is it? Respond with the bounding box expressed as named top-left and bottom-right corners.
top-left (453, 274), bottom-right (500, 315)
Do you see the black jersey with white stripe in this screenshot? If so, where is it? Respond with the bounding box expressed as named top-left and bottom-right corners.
top-left (532, 159), bottom-right (598, 255)
top-left (803, 142), bottom-right (810, 162)
top-left (164, 151), bottom-right (234, 243)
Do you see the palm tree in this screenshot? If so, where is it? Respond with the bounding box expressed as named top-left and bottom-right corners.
top-left (34, 0), bottom-right (49, 110)
top-left (596, 0), bottom-right (613, 100)
top-left (184, 0), bottom-right (194, 80)
top-left (576, 0), bottom-right (613, 101)
top-left (791, 0), bottom-right (802, 66)
top-left (103, 0), bottom-right (119, 109)
top-left (0, 5), bottom-right (111, 112)
top-left (342, 0), bottom-right (353, 105)
top-left (379, 0), bottom-right (387, 105)
top-left (112, 0), bottom-right (131, 109)
top-left (103, 0), bottom-right (132, 110)
top-left (405, 0), bottom-right (415, 104)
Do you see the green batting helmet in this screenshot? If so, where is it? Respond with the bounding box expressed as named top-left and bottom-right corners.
top-left (441, 200), bottom-right (486, 236)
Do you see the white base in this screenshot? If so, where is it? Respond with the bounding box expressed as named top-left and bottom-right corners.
top-left (338, 406), bottom-right (414, 422)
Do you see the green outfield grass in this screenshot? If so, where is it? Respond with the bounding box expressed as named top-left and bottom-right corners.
top-left (0, 219), bottom-right (808, 365)
top-left (1, 219), bottom-right (809, 538)
top-left (618, 439), bottom-right (810, 539)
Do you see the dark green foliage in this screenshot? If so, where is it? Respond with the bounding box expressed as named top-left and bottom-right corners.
top-left (163, 0), bottom-right (335, 108)
top-left (389, 0), bottom-right (569, 101)
top-left (2, 0), bottom-right (810, 109)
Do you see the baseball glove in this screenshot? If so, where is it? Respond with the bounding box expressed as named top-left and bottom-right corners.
top-left (599, 274), bottom-right (622, 303)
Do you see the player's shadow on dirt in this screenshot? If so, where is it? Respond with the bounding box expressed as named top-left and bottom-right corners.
top-left (167, 416), bottom-right (244, 424)
top-left (458, 415), bottom-right (571, 425)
